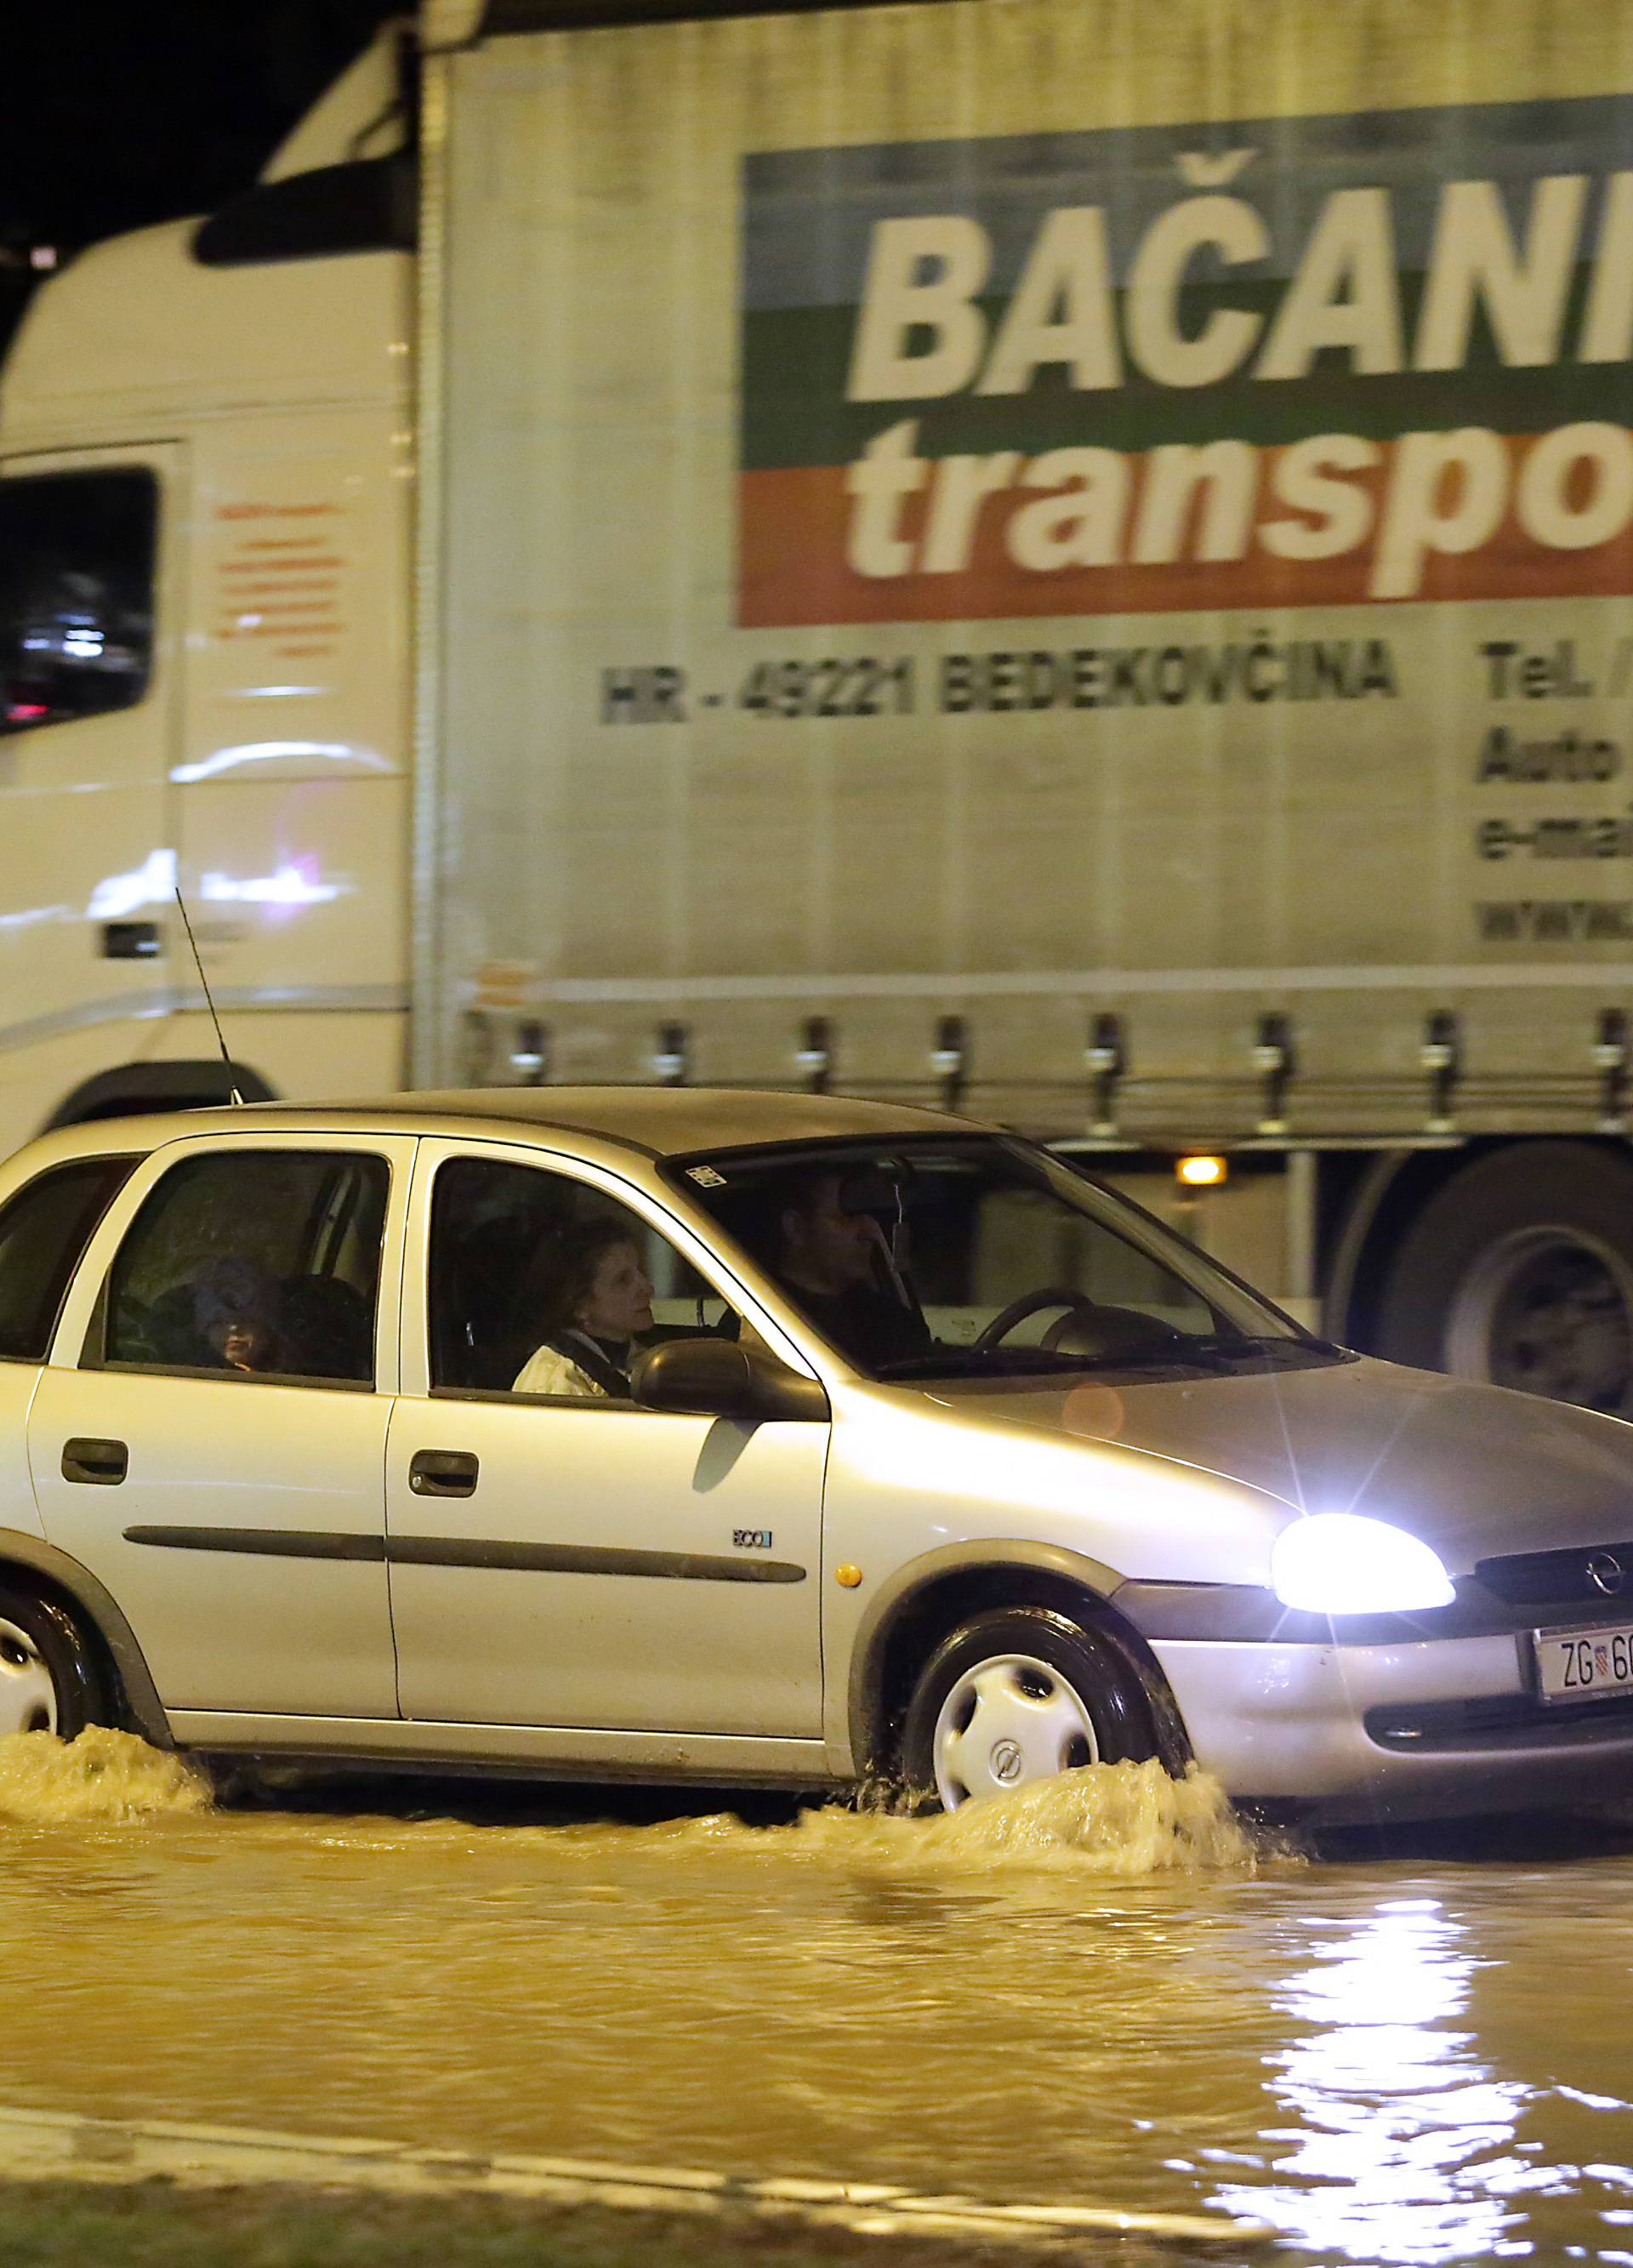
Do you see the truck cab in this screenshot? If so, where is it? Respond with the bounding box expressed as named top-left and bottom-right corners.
top-left (0, 36), bottom-right (413, 1156)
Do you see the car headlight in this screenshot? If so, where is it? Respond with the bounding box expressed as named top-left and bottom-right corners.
top-left (1271, 1513), bottom-right (1455, 1614)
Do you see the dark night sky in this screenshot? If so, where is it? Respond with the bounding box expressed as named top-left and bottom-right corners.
top-left (1, 3), bottom-right (402, 256)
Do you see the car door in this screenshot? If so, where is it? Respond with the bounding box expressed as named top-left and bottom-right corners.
top-left (29, 1130), bottom-right (413, 1721)
top-left (384, 1140), bottom-right (828, 1738)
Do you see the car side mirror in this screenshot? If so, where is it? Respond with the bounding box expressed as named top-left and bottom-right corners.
top-left (631, 1337), bottom-right (828, 1422)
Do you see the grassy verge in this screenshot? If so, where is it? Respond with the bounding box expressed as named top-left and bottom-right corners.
top-left (0, 2180), bottom-right (1248, 2268)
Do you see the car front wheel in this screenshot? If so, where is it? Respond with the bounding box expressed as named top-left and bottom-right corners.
top-left (0, 1585), bottom-right (106, 1741)
top-left (900, 1604), bottom-right (1161, 1811)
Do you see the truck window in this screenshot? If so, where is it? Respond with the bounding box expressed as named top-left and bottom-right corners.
top-left (0, 468), bottom-right (156, 737)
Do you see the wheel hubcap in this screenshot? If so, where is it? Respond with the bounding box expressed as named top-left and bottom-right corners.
top-left (1447, 1227), bottom-right (1633, 1415)
top-left (0, 1616), bottom-right (57, 1737)
top-left (931, 1652), bottom-right (1098, 1810)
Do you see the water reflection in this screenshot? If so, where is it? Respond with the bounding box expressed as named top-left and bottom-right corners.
top-left (1216, 1896), bottom-right (1533, 2262)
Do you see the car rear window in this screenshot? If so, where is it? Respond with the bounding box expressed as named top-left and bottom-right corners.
top-left (0, 1156), bottom-right (137, 1360)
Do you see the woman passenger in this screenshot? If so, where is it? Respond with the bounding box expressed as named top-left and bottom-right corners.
top-left (512, 1220), bottom-right (655, 1398)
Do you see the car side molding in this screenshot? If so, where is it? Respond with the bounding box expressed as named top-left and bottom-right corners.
top-left (122, 1526), bottom-right (808, 1585)
top-left (0, 1528), bottom-right (172, 1747)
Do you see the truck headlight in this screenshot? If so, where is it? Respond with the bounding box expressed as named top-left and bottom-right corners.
top-left (1271, 1513), bottom-right (1455, 1614)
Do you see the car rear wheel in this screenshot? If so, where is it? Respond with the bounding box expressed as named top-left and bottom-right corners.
top-left (900, 1605), bottom-right (1162, 1811)
top-left (0, 1585), bottom-right (106, 1741)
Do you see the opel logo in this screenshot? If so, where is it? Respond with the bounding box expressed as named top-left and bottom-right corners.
top-left (989, 1739), bottom-right (1025, 1784)
top-left (1588, 1552), bottom-right (1625, 1597)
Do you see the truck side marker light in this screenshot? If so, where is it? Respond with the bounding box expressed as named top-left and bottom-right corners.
top-left (1421, 1009), bottom-right (1462, 1132)
top-left (1176, 1154), bottom-right (1227, 1189)
top-left (1596, 1008), bottom-right (1628, 1132)
top-left (511, 1019), bottom-right (549, 1084)
top-left (1253, 1012), bottom-right (1294, 1135)
top-left (931, 1015), bottom-right (967, 1110)
top-left (654, 1022), bottom-right (689, 1085)
top-left (796, 1014), bottom-right (833, 1093)
top-left (835, 1563), bottom-right (863, 1587)
top-left (1085, 1011), bottom-right (1125, 1137)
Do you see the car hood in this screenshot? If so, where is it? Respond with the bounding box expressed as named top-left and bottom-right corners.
top-left (919, 1354), bottom-right (1633, 1573)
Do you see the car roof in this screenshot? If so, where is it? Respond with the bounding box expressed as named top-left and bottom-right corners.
top-left (44, 1087), bottom-right (981, 1166)
top-left (371, 1087), bottom-right (976, 1158)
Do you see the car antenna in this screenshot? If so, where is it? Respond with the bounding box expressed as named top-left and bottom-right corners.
top-left (174, 886), bottom-right (245, 1106)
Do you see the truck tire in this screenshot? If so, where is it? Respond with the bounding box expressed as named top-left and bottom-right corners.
top-left (0, 1583), bottom-right (108, 1739)
top-left (1375, 1142), bottom-right (1633, 1415)
top-left (898, 1604), bottom-right (1161, 1811)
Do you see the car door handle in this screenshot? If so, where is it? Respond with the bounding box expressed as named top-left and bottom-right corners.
top-left (62, 1437), bottom-right (128, 1486)
top-left (408, 1449), bottom-right (480, 1498)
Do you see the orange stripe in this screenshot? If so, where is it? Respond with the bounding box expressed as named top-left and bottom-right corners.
top-left (737, 436), bottom-right (1633, 629)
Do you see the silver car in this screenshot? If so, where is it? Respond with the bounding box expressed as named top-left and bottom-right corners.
top-left (4, 1086), bottom-right (1633, 1827)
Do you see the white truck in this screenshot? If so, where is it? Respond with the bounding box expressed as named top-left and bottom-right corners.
top-left (3, 0), bottom-right (1633, 1410)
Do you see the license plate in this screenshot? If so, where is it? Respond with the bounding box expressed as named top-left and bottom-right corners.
top-left (1534, 1622), bottom-right (1633, 1703)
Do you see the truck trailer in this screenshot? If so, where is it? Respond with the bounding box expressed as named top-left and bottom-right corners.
top-left (3, 0), bottom-right (1633, 1410)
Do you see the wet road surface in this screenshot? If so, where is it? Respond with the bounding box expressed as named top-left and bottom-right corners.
top-left (3, 1729), bottom-right (1633, 2264)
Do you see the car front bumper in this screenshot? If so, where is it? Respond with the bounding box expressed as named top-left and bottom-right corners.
top-left (1148, 1632), bottom-right (1633, 1825)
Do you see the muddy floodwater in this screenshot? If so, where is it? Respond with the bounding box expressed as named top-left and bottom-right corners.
top-left (4, 1733), bottom-right (1633, 2264)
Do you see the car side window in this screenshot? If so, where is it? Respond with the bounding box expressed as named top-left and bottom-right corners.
top-left (428, 1157), bottom-right (736, 1400)
top-left (94, 1149), bottom-right (390, 1386)
top-left (0, 1156), bottom-right (138, 1362)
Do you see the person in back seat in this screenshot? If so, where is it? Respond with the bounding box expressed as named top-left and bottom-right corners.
top-left (192, 1258), bottom-right (289, 1375)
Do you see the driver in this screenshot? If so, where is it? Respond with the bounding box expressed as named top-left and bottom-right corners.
top-left (765, 1169), bottom-right (931, 1370)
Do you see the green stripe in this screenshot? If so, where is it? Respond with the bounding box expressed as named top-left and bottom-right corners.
top-left (741, 270), bottom-right (1633, 469)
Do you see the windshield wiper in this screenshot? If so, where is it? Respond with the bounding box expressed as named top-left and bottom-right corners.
top-left (872, 1348), bottom-right (1090, 1379)
top-left (1180, 1333), bottom-right (1346, 1367)
top-left (873, 1333), bottom-right (1346, 1382)
top-left (875, 1345), bottom-right (1220, 1382)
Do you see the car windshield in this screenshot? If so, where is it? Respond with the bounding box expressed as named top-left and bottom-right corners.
top-left (668, 1136), bottom-right (1342, 1382)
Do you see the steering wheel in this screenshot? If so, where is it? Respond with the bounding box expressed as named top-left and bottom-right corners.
top-left (971, 1288), bottom-right (1192, 1361)
top-left (970, 1288), bottom-right (1105, 1353)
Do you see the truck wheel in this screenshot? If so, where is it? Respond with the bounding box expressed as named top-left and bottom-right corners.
top-left (0, 1585), bottom-right (106, 1739)
top-left (899, 1604), bottom-right (1160, 1811)
top-left (1375, 1143), bottom-right (1633, 1415)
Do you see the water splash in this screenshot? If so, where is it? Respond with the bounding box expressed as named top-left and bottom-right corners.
top-left (873, 1760), bottom-right (1264, 1872)
top-left (0, 1731), bottom-right (1266, 1878)
top-left (0, 1726), bottom-right (211, 1826)
top-left (668, 1761), bottom-right (1268, 1876)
